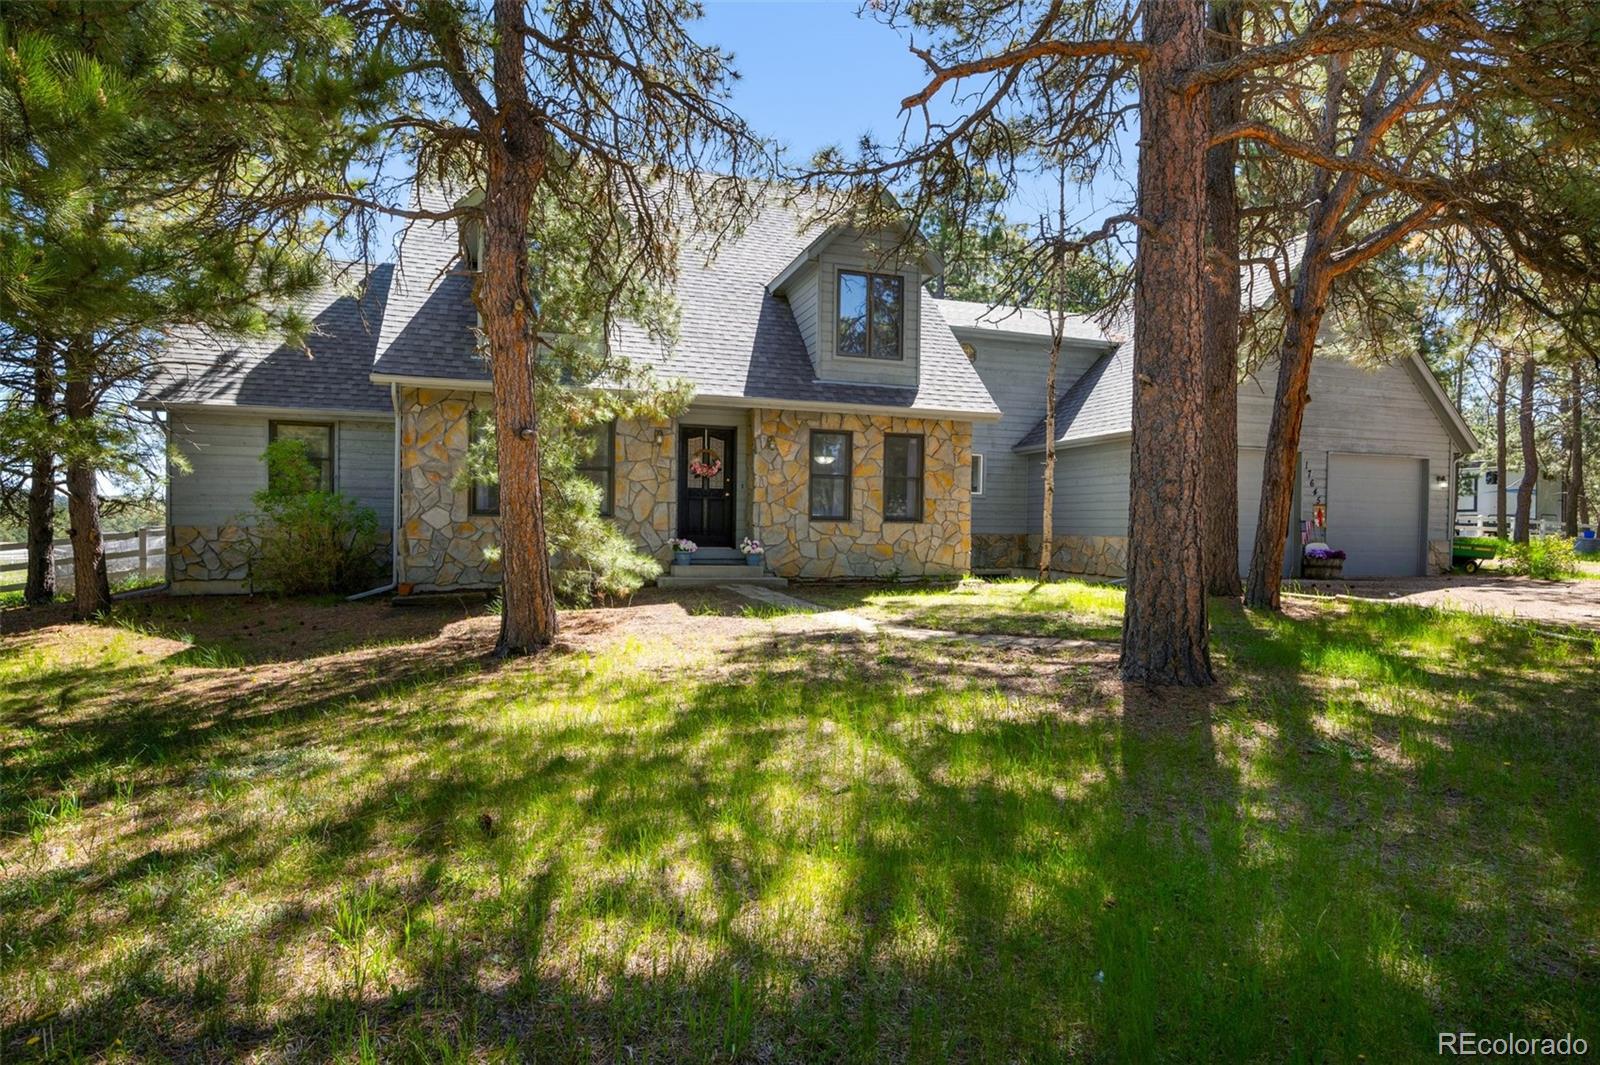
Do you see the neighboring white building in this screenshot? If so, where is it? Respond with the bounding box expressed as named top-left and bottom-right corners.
top-left (1454, 459), bottom-right (1563, 534)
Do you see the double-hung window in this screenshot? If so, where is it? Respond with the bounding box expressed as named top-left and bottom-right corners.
top-left (468, 410), bottom-right (499, 515)
top-left (577, 420), bottom-right (616, 517)
top-left (809, 430), bottom-right (852, 520)
top-left (267, 421), bottom-right (334, 493)
top-left (883, 434), bottom-right (924, 522)
top-left (836, 270), bottom-right (904, 360)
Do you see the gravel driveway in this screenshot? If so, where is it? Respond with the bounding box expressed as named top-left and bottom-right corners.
top-left (1291, 574), bottom-right (1600, 630)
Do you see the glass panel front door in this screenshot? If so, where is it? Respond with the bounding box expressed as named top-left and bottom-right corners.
top-left (678, 427), bottom-right (736, 547)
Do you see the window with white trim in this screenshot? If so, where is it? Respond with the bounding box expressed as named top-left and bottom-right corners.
top-left (971, 453), bottom-right (985, 496)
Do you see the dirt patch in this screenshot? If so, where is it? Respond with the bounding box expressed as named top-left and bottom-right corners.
top-left (556, 599), bottom-right (763, 653)
top-left (1289, 574), bottom-right (1600, 629)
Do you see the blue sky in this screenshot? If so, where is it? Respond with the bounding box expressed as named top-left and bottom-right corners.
top-left (698, 1), bottom-right (1138, 233)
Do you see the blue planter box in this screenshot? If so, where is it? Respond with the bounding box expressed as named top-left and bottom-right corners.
top-left (745, 554), bottom-right (762, 567)
top-left (674, 551), bottom-right (693, 565)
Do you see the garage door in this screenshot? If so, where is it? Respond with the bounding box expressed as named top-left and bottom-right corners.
top-left (1329, 453), bottom-right (1426, 577)
top-left (1236, 448), bottom-right (1296, 577)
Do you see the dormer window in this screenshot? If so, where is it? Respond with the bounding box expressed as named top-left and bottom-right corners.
top-left (837, 270), bottom-right (904, 361)
top-left (460, 218), bottom-right (484, 271)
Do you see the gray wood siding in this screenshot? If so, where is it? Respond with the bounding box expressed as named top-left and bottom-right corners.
top-left (968, 334), bottom-right (1105, 534)
top-left (1011, 356), bottom-right (1455, 569)
top-left (1037, 439), bottom-right (1133, 538)
top-left (170, 410), bottom-right (394, 528)
top-left (338, 419), bottom-right (396, 527)
top-left (1239, 357), bottom-right (1455, 541)
top-left (787, 261), bottom-right (820, 364)
top-left (810, 232), bottom-right (923, 388)
top-left (170, 412), bottom-right (269, 525)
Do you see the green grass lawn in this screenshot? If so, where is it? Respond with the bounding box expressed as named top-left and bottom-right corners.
top-left (2, 584), bottom-right (1597, 1062)
top-left (801, 576), bottom-right (1127, 640)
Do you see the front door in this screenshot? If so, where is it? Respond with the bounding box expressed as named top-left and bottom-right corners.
top-left (678, 426), bottom-right (736, 547)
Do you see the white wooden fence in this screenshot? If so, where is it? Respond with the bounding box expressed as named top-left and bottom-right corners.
top-left (1453, 515), bottom-right (1568, 538)
top-left (0, 526), bottom-right (166, 594)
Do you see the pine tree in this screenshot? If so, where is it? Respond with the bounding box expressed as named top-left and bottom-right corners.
top-left (1, 1), bottom-right (394, 616)
top-left (273, 0), bottom-right (768, 655)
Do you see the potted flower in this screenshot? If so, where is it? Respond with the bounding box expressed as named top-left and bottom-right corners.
top-left (740, 537), bottom-right (764, 567)
top-left (669, 537), bottom-right (697, 565)
top-left (1302, 545), bottom-right (1346, 580)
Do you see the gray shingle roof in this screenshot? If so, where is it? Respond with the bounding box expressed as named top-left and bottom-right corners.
top-left (932, 297), bottom-right (1106, 343)
top-left (143, 261), bottom-right (394, 414)
top-left (370, 213), bottom-right (486, 383)
top-left (150, 188), bottom-right (1000, 420)
top-left (1012, 341), bottom-right (1134, 451)
top-left (606, 193), bottom-right (996, 416)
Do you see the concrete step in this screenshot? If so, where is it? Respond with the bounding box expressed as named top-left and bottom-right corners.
top-left (656, 573), bottom-right (789, 589)
top-left (685, 547), bottom-right (744, 562)
top-left (669, 562), bottom-right (767, 579)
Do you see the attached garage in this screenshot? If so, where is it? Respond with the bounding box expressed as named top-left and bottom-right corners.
top-left (1005, 327), bottom-right (1479, 581)
top-left (1327, 452), bottom-right (1427, 577)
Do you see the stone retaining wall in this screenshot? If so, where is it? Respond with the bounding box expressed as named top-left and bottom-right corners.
top-left (750, 409), bottom-right (970, 580)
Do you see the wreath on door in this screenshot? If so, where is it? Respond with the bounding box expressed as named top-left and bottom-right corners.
top-left (688, 449), bottom-right (723, 479)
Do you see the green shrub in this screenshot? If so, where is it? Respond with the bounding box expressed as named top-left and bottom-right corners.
top-left (1503, 535), bottom-right (1579, 580)
top-left (546, 473), bottom-right (662, 604)
top-left (460, 415), bottom-right (663, 606)
top-left (248, 440), bottom-right (382, 595)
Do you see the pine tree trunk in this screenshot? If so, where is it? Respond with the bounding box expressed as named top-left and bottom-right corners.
top-left (63, 337), bottom-right (111, 619)
top-left (1495, 353), bottom-right (1509, 539)
top-left (1243, 46), bottom-right (1351, 612)
top-left (1039, 331), bottom-right (1059, 582)
top-left (1242, 252), bottom-right (1332, 609)
top-left (478, 0), bottom-right (559, 655)
top-left (1513, 353), bottom-right (1537, 543)
top-left (1568, 361), bottom-right (1583, 536)
top-left (1120, 0), bottom-right (1213, 686)
top-left (25, 339), bottom-right (57, 606)
top-left (1201, 0), bottom-right (1243, 599)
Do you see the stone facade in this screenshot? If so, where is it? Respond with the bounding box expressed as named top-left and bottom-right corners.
top-left (392, 393), bottom-right (973, 586)
top-left (397, 388), bottom-right (501, 590)
top-left (170, 524), bottom-right (259, 585)
top-left (395, 390), bottom-right (681, 588)
top-left (971, 532), bottom-right (1032, 571)
top-left (611, 415), bottom-right (677, 561)
top-left (1427, 538), bottom-right (1453, 576)
top-left (1039, 534), bottom-right (1128, 578)
top-left (969, 531), bottom-right (1128, 578)
top-left (749, 409), bottom-right (970, 580)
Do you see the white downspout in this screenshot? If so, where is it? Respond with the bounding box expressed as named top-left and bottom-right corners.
top-left (390, 381), bottom-right (401, 585)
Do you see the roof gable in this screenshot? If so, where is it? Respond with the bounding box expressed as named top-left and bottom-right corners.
top-left (767, 220), bottom-right (942, 297)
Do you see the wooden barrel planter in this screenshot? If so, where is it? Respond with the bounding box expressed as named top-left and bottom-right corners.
top-left (1302, 559), bottom-right (1345, 580)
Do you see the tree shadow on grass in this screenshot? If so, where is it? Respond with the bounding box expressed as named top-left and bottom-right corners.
top-left (3, 608), bottom-right (1597, 1062)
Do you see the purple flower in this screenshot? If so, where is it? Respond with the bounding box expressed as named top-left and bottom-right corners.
top-left (1304, 547), bottom-right (1346, 561)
